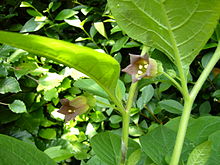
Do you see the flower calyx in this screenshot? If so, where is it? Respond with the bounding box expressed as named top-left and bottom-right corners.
top-left (58, 96), bottom-right (90, 122)
top-left (122, 54), bottom-right (158, 82)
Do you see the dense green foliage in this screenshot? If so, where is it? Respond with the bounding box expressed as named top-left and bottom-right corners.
top-left (0, 0), bottom-right (220, 165)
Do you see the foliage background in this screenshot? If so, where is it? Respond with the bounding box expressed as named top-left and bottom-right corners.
top-left (0, 0), bottom-right (220, 164)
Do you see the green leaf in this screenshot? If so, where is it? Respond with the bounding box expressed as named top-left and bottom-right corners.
top-left (8, 49), bottom-right (28, 63)
top-left (165, 116), bottom-right (196, 133)
top-left (90, 111), bottom-right (106, 123)
top-left (0, 31), bottom-right (120, 99)
top-left (129, 125), bottom-right (144, 137)
top-left (71, 141), bottom-right (90, 160)
top-left (0, 134), bottom-right (56, 165)
top-left (0, 109), bottom-right (20, 124)
top-left (95, 96), bottom-right (111, 108)
top-left (37, 73), bottom-right (64, 91)
top-left (94, 22), bottom-right (108, 39)
top-left (85, 156), bottom-right (107, 165)
top-left (14, 62), bottom-right (38, 79)
top-left (20, 18), bottom-right (46, 33)
top-left (110, 36), bottom-right (129, 54)
top-left (159, 99), bottom-right (183, 114)
top-left (212, 90), bottom-right (220, 99)
top-left (199, 101), bottom-right (211, 115)
top-left (137, 85), bottom-right (154, 110)
top-left (206, 130), bottom-right (220, 165)
top-left (44, 146), bottom-right (74, 162)
top-left (9, 100), bottom-right (27, 113)
top-left (115, 79), bottom-right (126, 101)
top-left (140, 126), bottom-right (194, 165)
top-left (55, 9), bottom-right (77, 20)
top-left (109, 115), bottom-right (122, 124)
top-left (20, 1), bottom-right (36, 9)
top-left (74, 79), bottom-right (109, 98)
top-left (27, 9), bottom-right (42, 17)
top-left (0, 65), bottom-right (8, 77)
top-left (0, 77), bottom-right (21, 94)
top-left (187, 141), bottom-right (212, 165)
top-left (186, 116), bottom-right (220, 145)
top-left (15, 110), bottom-right (44, 135)
top-left (108, 0), bottom-right (220, 72)
top-left (136, 152), bottom-right (155, 165)
top-left (159, 82), bottom-right (172, 93)
top-left (39, 128), bottom-right (57, 140)
top-left (65, 18), bottom-right (83, 28)
top-left (201, 52), bottom-right (213, 68)
top-left (127, 149), bottom-right (142, 165)
top-left (91, 132), bottom-right (140, 165)
top-left (44, 88), bottom-right (58, 101)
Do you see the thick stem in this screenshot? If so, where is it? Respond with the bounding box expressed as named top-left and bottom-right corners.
top-left (120, 111), bottom-right (130, 165)
top-left (120, 82), bottom-right (138, 165)
top-left (170, 42), bottom-right (220, 165)
top-left (169, 96), bottom-right (192, 165)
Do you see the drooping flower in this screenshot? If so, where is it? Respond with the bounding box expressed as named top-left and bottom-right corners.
top-left (122, 54), bottom-right (158, 82)
top-left (58, 96), bottom-right (89, 122)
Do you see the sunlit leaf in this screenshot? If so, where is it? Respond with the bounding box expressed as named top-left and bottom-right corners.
top-left (108, 0), bottom-right (220, 73)
top-left (9, 100), bottom-right (27, 113)
top-left (94, 22), bottom-right (108, 39)
top-left (0, 77), bottom-right (21, 94)
top-left (0, 31), bottom-right (120, 99)
top-left (20, 18), bottom-right (46, 33)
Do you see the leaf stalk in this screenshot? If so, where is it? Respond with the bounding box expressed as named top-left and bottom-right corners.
top-left (170, 42), bottom-right (220, 165)
top-left (120, 81), bottom-right (138, 165)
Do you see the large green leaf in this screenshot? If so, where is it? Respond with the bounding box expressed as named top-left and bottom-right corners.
top-left (108, 0), bottom-right (220, 71)
top-left (186, 116), bottom-right (220, 145)
top-left (206, 130), bottom-right (220, 165)
top-left (140, 126), bottom-right (194, 165)
top-left (0, 31), bottom-right (120, 98)
top-left (187, 141), bottom-right (211, 165)
top-left (91, 131), bottom-right (140, 165)
top-left (0, 134), bottom-right (56, 165)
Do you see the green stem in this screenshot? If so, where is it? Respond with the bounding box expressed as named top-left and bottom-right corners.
top-left (163, 72), bottom-right (182, 93)
top-left (82, 28), bottom-right (109, 54)
top-left (169, 95), bottom-right (192, 165)
top-left (170, 42), bottom-right (220, 165)
top-left (190, 43), bottom-right (220, 101)
top-left (0, 102), bottom-right (9, 106)
top-left (120, 82), bottom-right (138, 165)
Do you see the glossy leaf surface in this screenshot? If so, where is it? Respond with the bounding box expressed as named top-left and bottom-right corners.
top-left (108, 0), bottom-right (220, 70)
top-left (0, 31), bottom-right (120, 97)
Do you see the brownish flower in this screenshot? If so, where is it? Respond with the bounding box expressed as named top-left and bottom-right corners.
top-left (122, 54), bottom-right (158, 82)
top-left (58, 96), bottom-right (89, 122)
